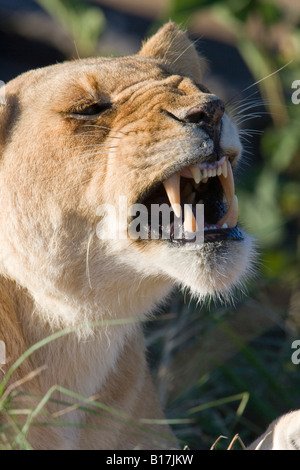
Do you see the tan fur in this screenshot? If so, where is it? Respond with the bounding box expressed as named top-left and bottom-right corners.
top-left (0, 22), bottom-right (284, 450)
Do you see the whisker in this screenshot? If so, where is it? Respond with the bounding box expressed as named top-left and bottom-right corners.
top-left (229, 98), bottom-right (288, 118)
top-left (42, 154), bottom-right (112, 183)
top-left (58, 177), bottom-right (95, 195)
top-left (81, 124), bottom-right (127, 136)
top-left (237, 60), bottom-right (293, 97)
top-left (240, 135), bottom-right (252, 144)
top-left (234, 114), bottom-right (262, 124)
top-left (43, 157), bottom-right (131, 184)
top-left (63, 143), bottom-right (116, 152)
top-left (86, 231), bottom-right (94, 290)
top-left (226, 88), bottom-right (261, 106)
top-left (225, 60), bottom-right (293, 109)
top-left (239, 129), bottom-right (264, 136)
top-left (171, 38), bottom-right (201, 66)
top-left (230, 99), bottom-right (266, 115)
top-left (59, 147), bottom-right (119, 163)
top-left (242, 148), bottom-right (255, 156)
top-left (62, 133), bottom-right (123, 140)
top-left (236, 110), bottom-right (286, 125)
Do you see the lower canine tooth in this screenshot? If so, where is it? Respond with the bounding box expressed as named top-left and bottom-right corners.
top-left (217, 195), bottom-right (238, 228)
top-left (184, 204), bottom-right (198, 232)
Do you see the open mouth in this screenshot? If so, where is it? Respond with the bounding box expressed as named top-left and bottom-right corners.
top-left (139, 156), bottom-right (244, 244)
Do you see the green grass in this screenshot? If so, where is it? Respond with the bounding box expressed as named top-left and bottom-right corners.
top-left (0, 278), bottom-right (299, 450)
top-left (145, 284), bottom-right (300, 450)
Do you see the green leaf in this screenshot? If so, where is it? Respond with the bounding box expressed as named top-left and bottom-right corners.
top-left (238, 168), bottom-right (283, 246)
top-left (258, 0), bottom-right (283, 26)
top-left (35, 0), bottom-right (105, 56)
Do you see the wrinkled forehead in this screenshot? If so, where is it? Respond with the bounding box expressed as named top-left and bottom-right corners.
top-left (20, 57), bottom-right (170, 108)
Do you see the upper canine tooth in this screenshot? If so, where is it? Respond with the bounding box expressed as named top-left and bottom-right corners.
top-left (190, 165), bottom-right (201, 184)
top-left (163, 172), bottom-right (181, 218)
top-left (221, 160), bottom-right (228, 178)
top-left (218, 158), bottom-right (234, 205)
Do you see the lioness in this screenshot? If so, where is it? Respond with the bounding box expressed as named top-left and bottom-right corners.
top-left (0, 21), bottom-right (298, 450)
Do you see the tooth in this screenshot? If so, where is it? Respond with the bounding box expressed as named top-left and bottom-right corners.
top-left (190, 165), bottom-right (201, 184)
top-left (202, 169), bottom-right (208, 178)
top-left (222, 223), bottom-right (228, 229)
top-left (219, 156), bottom-right (226, 167)
top-left (184, 204), bottom-right (198, 232)
top-left (217, 166), bottom-right (222, 176)
top-left (163, 173), bottom-right (181, 218)
top-left (202, 177), bottom-right (208, 184)
top-left (217, 195), bottom-right (238, 228)
top-left (211, 168), bottom-right (216, 177)
top-left (222, 160), bottom-right (228, 178)
top-left (208, 169), bottom-right (213, 177)
top-left (218, 159), bottom-right (234, 205)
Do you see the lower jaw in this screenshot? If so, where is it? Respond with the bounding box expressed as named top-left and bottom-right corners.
top-left (202, 225), bottom-right (244, 243)
top-left (143, 224), bottom-right (244, 244)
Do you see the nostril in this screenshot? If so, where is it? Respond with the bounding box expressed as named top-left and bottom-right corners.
top-left (184, 98), bottom-right (225, 126)
top-left (185, 110), bottom-right (206, 124)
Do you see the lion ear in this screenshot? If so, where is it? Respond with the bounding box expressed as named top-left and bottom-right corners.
top-left (0, 81), bottom-right (21, 157)
top-left (0, 82), bottom-right (7, 154)
top-left (138, 21), bottom-right (202, 82)
top-left (0, 105), bottom-right (8, 157)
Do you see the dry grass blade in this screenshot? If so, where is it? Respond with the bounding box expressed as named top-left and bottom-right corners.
top-left (227, 434), bottom-right (246, 450)
top-left (0, 366), bottom-right (47, 406)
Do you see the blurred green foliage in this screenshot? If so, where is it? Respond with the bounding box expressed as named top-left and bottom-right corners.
top-left (35, 0), bottom-right (105, 57)
top-left (167, 0), bottom-right (300, 280)
top-left (146, 0), bottom-right (300, 449)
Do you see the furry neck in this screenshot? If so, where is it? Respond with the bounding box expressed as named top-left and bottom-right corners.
top-left (1, 274), bottom-right (172, 397)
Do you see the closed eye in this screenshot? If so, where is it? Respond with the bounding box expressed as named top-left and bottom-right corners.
top-left (68, 102), bottom-right (112, 120)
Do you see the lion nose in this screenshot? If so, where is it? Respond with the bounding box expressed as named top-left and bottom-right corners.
top-left (184, 96), bottom-right (225, 126)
